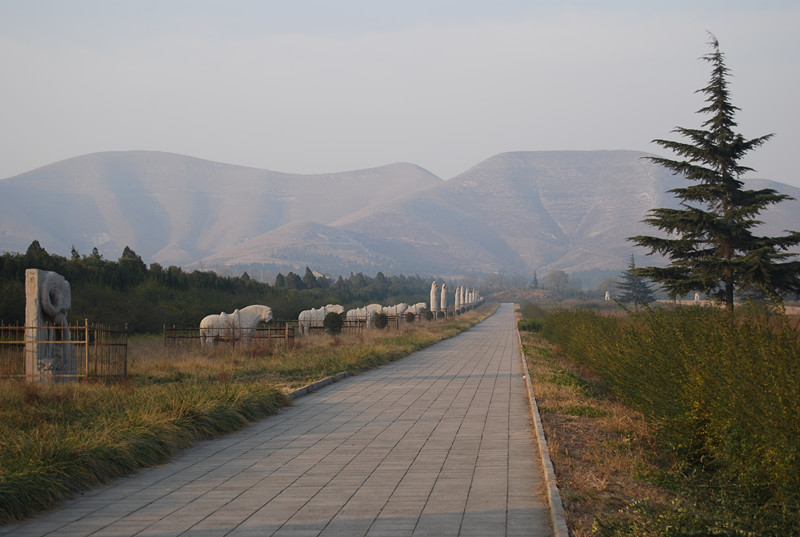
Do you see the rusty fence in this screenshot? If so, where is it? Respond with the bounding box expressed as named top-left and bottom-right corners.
top-left (163, 322), bottom-right (296, 347)
top-left (0, 321), bottom-right (128, 381)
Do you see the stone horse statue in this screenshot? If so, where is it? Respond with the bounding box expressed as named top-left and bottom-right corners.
top-left (199, 304), bottom-right (273, 346)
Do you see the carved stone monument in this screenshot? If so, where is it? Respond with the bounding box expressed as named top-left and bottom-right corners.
top-left (430, 281), bottom-right (439, 313)
top-left (25, 269), bottom-right (76, 381)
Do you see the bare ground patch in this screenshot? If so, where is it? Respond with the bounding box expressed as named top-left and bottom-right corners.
top-left (522, 335), bottom-right (683, 536)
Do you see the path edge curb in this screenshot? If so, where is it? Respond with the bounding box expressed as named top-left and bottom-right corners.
top-left (288, 371), bottom-right (352, 400)
top-left (517, 327), bottom-right (570, 537)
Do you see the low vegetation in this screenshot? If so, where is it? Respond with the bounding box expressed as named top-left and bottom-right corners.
top-left (519, 301), bottom-right (800, 536)
top-left (0, 307), bottom-right (492, 523)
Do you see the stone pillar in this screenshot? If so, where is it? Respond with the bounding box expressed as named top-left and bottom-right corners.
top-left (25, 269), bottom-right (76, 382)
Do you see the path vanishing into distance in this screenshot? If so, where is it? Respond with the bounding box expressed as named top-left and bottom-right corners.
top-left (1, 304), bottom-right (554, 537)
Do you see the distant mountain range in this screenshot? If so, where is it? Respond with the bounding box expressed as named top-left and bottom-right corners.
top-left (2, 150), bottom-right (798, 280)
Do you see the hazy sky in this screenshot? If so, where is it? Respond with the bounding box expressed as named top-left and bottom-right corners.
top-left (2, 1), bottom-right (799, 187)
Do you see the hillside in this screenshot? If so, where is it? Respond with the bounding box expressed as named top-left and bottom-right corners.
top-left (2, 150), bottom-right (798, 278)
top-left (0, 151), bottom-right (442, 266)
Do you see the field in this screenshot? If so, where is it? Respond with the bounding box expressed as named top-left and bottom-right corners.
top-left (0, 307), bottom-right (493, 523)
top-left (519, 301), bottom-right (800, 536)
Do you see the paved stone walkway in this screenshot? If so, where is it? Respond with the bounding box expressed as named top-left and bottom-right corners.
top-left (1, 303), bottom-right (551, 537)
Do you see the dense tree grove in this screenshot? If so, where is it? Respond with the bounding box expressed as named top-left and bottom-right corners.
top-left (0, 242), bottom-right (433, 333)
top-left (631, 36), bottom-right (800, 310)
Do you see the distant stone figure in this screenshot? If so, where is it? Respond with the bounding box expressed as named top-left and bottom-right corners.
top-left (297, 304), bottom-right (344, 336)
top-left (454, 286), bottom-right (462, 311)
top-left (405, 302), bottom-right (427, 318)
top-left (25, 269), bottom-right (75, 381)
top-left (346, 306), bottom-right (377, 328)
top-left (382, 303), bottom-right (409, 317)
top-left (440, 282), bottom-right (448, 312)
top-left (694, 292), bottom-right (700, 302)
top-left (430, 281), bottom-right (439, 312)
top-left (200, 304), bottom-right (273, 346)
top-left (605, 291), bottom-right (610, 301)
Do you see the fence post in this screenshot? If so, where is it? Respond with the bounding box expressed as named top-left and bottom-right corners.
top-left (124, 323), bottom-right (128, 377)
top-left (84, 319), bottom-right (89, 380)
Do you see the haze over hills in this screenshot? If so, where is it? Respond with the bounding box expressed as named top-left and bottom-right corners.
top-left (2, 150), bottom-right (798, 280)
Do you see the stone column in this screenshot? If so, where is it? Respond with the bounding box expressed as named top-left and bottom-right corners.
top-left (430, 281), bottom-right (439, 313)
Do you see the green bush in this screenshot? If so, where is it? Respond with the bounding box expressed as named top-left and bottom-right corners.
top-left (517, 319), bottom-right (543, 332)
top-left (373, 312), bottom-right (388, 329)
top-left (323, 311), bottom-right (344, 335)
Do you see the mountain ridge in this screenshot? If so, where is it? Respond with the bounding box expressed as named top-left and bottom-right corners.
top-left (2, 150), bottom-right (797, 279)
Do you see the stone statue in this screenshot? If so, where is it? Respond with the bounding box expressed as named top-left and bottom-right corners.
top-left (25, 269), bottom-right (75, 381)
top-left (297, 304), bottom-right (344, 336)
top-left (430, 281), bottom-right (439, 312)
top-left (440, 282), bottom-right (448, 312)
top-left (454, 286), bottom-right (462, 311)
top-left (200, 304), bottom-right (273, 346)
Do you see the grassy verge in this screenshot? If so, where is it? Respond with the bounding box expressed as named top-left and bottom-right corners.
top-left (0, 306), bottom-right (494, 523)
top-left (522, 332), bottom-right (686, 536)
top-left (520, 303), bottom-right (800, 536)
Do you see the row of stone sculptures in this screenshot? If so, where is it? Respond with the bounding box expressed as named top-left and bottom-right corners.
top-left (297, 302), bottom-right (429, 334)
top-left (429, 281), bottom-right (480, 313)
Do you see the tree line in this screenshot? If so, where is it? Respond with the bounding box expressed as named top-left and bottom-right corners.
top-left (0, 241), bottom-right (433, 333)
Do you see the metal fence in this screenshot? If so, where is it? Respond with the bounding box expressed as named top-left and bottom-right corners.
top-left (163, 323), bottom-right (296, 347)
top-left (0, 321), bottom-right (127, 381)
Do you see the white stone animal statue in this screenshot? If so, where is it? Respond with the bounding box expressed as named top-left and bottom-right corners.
top-left (365, 303), bottom-right (383, 314)
top-left (430, 281), bottom-right (439, 312)
top-left (346, 306), bottom-right (377, 328)
top-left (199, 304), bottom-right (273, 347)
top-left (404, 302), bottom-right (428, 319)
top-left (381, 303), bottom-right (409, 318)
top-left (298, 304), bottom-right (345, 336)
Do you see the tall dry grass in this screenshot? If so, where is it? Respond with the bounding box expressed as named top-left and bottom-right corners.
top-left (0, 307), bottom-right (493, 523)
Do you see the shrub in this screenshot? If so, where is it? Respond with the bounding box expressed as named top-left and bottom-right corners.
top-left (373, 312), bottom-right (388, 329)
top-left (322, 312), bottom-right (344, 335)
top-left (404, 311), bottom-right (415, 324)
top-left (517, 319), bottom-right (543, 332)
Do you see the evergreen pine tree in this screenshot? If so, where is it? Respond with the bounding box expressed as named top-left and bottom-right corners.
top-left (302, 266), bottom-right (318, 289)
top-left (630, 35), bottom-right (800, 310)
top-left (616, 254), bottom-right (655, 310)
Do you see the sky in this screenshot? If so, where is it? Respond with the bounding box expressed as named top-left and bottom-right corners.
top-left (2, 1), bottom-right (799, 187)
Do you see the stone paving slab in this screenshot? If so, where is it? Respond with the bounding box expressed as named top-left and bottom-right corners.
top-left (1, 303), bottom-right (552, 537)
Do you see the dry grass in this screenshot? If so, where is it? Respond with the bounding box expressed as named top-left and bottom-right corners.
top-left (522, 335), bottom-right (681, 536)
